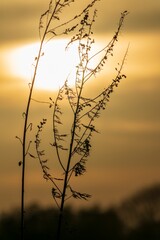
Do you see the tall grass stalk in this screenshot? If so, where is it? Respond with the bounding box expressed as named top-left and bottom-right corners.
top-left (17, 0), bottom-right (128, 239)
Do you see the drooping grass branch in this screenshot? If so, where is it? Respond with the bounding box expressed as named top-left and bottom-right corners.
top-left (17, 0), bottom-right (128, 239)
top-left (33, 5), bottom-right (128, 240)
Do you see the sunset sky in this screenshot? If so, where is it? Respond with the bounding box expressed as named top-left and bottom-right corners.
top-left (0, 0), bottom-right (160, 213)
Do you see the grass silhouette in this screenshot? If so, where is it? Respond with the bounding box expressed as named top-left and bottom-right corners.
top-left (16, 0), bottom-right (128, 239)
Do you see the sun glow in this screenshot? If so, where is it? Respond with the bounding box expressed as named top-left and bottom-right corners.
top-left (3, 37), bottom-right (112, 91)
top-left (6, 39), bottom-right (80, 90)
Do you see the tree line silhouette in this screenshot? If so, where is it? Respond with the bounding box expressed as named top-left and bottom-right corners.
top-left (0, 183), bottom-right (160, 239)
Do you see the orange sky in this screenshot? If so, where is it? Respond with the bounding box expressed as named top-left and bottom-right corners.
top-left (0, 0), bottom-right (160, 212)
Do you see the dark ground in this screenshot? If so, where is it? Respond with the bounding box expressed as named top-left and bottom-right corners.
top-left (1, 183), bottom-right (160, 240)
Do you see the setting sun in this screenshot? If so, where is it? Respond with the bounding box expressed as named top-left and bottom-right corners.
top-left (3, 37), bottom-right (109, 91)
top-left (6, 39), bottom-right (80, 90)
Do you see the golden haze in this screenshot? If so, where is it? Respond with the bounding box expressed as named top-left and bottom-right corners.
top-left (0, 0), bottom-right (160, 212)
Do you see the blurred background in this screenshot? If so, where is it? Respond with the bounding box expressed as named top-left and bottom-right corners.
top-left (0, 0), bottom-right (160, 215)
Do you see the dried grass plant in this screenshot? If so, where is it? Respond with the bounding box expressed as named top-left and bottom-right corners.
top-left (17, 0), bottom-right (128, 239)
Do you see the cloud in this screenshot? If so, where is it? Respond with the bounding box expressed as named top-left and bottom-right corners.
top-left (1, 0), bottom-right (160, 43)
top-left (94, 1), bottom-right (160, 34)
top-left (124, 10), bottom-right (160, 33)
top-left (0, 2), bottom-right (44, 43)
